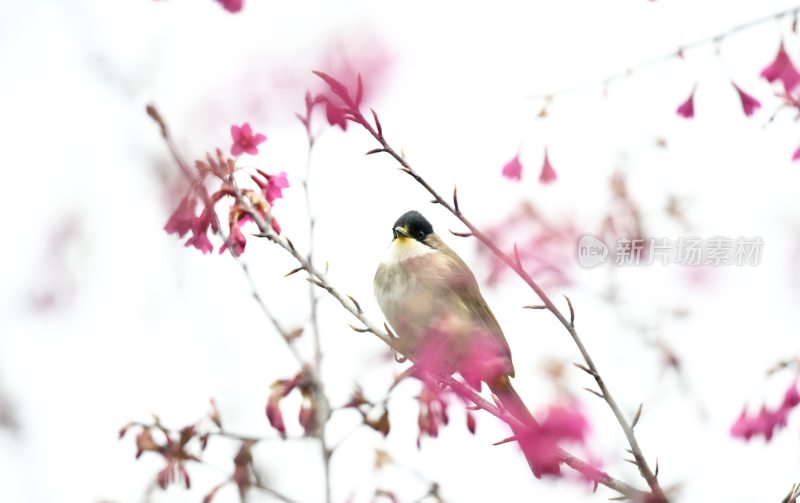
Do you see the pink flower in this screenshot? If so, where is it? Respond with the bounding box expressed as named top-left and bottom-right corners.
top-left (518, 402), bottom-right (590, 477)
top-left (253, 170), bottom-right (289, 205)
top-left (540, 404), bottom-right (589, 442)
top-left (265, 394), bottom-right (285, 437)
top-left (223, 213), bottom-right (251, 257)
top-left (676, 88), bottom-right (695, 118)
top-left (760, 42), bottom-right (800, 94)
top-left (164, 195), bottom-right (197, 238)
top-left (501, 154), bottom-right (523, 181)
top-left (215, 0), bottom-right (243, 13)
top-left (792, 145), bottom-right (800, 162)
top-left (732, 82), bottom-right (761, 116)
top-left (188, 233), bottom-right (213, 255)
top-left (539, 149), bottom-right (557, 184)
top-left (416, 384), bottom-right (449, 447)
top-left (230, 123), bottom-right (266, 157)
top-left (731, 380), bottom-right (800, 441)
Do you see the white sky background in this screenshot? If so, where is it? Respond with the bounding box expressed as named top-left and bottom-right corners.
top-left (2, 0), bottom-right (800, 502)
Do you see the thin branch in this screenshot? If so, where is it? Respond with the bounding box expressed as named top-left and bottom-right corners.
top-left (241, 198), bottom-right (647, 500)
top-left (346, 106), bottom-right (666, 500)
top-left (301, 130), bottom-right (333, 503)
top-left (530, 5), bottom-right (800, 100)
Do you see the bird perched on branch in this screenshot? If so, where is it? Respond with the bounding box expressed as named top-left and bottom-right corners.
top-left (374, 210), bottom-right (547, 477)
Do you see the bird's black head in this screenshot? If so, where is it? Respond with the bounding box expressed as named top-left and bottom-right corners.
top-left (392, 210), bottom-right (434, 242)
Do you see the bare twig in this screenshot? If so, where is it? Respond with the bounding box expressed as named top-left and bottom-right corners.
top-left (529, 5), bottom-right (800, 100)
top-left (300, 129), bottom-right (333, 503)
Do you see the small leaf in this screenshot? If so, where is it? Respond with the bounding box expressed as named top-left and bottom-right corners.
top-left (523, 305), bottom-right (547, 310)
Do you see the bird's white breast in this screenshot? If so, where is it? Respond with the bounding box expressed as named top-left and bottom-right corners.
top-left (381, 237), bottom-right (435, 266)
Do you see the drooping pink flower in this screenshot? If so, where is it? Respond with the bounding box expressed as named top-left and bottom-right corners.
top-left (732, 82), bottom-right (761, 117)
top-left (501, 154), bottom-right (523, 181)
top-left (164, 195), bottom-right (197, 238)
top-left (540, 403), bottom-right (589, 442)
top-left (215, 0), bottom-right (243, 13)
top-left (539, 149), bottom-right (557, 184)
top-left (266, 394), bottom-right (286, 438)
top-left (185, 222), bottom-right (214, 254)
top-left (415, 384), bottom-right (449, 447)
top-left (760, 42), bottom-right (800, 94)
top-left (253, 170), bottom-right (289, 204)
top-left (676, 88), bottom-right (695, 118)
top-left (222, 213), bottom-right (251, 257)
top-left (230, 123), bottom-right (267, 157)
top-left (731, 380), bottom-right (800, 441)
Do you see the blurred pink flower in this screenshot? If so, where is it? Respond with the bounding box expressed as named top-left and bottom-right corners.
top-left (230, 123), bottom-right (267, 157)
top-left (732, 83), bottom-right (761, 116)
top-left (539, 149), bottom-right (557, 184)
top-left (480, 202), bottom-right (577, 288)
top-left (792, 145), bottom-right (800, 162)
top-left (760, 42), bottom-right (800, 93)
top-left (458, 332), bottom-right (513, 389)
top-left (416, 384), bottom-right (449, 447)
top-left (185, 208), bottom-right (215, 255)
top-left (518, 402), bottom-right (590, 477)
top-left (323, 99), bottom-right (349, 131)
top-left (164, 195), bottom-right (197, 238)
top-left (676, 88), bottom-right (695, 118)
top-left (731, 380), bottom-right (799, 441)
top-left (215, 0), bottom-right (243, 13)
top-left (501, 154), bottom-right (523, 181)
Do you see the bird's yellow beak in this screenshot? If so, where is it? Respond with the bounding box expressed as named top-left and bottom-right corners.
top-left (394, 226), bottom-right (412, 239)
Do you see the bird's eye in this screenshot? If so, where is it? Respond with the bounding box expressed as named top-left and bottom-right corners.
top-left (417, 230), bottom-right (425, 239)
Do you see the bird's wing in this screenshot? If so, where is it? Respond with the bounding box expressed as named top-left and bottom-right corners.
top-left (432, 237), bottom-right (515, 377)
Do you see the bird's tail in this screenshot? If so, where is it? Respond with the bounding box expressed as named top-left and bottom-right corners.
top-left (488, 375), bottom-right (553, 478)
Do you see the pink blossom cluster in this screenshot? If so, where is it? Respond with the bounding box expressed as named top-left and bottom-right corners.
top-left (731, 380), bottom-right (800, 441)
top-left (164, 123), bottom-right (287, 257)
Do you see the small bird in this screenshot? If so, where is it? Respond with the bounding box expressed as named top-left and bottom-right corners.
top-left (374, 210), bottom-right (545, 476)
